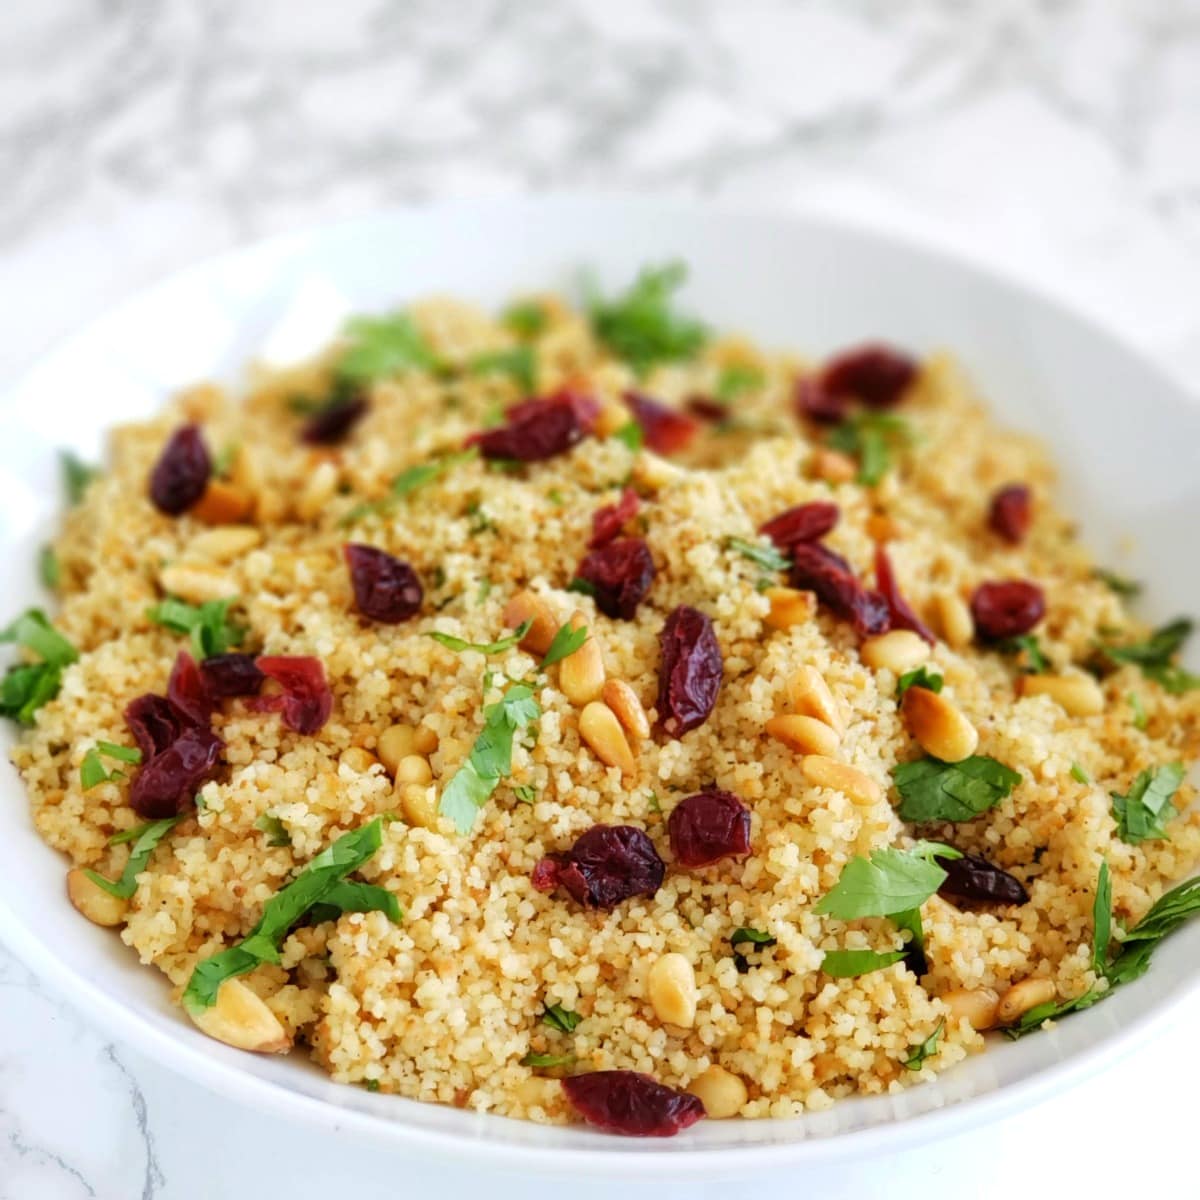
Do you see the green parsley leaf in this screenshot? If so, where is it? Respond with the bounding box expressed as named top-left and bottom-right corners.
top-left (902, 1020), bottom-right (944, 1070)
top-left (470, 345), bottom-right (537, 395)
top-left (212, 442), bottom-right (239, 479)
top-left (61, 451), bottom-right (97, 505)
top-left (39, 545), bottom-right (60, 591)
top-left (612, 420), bottom-right (644, 452)
top-left (647, 790), bottom-right (663, 815)
top-left (546, 489), bottom-right (565, 506)
top-left (1106, 872), bottom-right (1200, 987)
top-left (308, 880), bottom-right (402, 926)
top-left (335, 313), bottom-right (436, 384)
top-left (85, 817), bottom-right (180, 900)
top-left (1093, 860), bottom-right (1112, 976)
top-left (1092, 568), bottom-right (1141, 598)
top-left (1099, 618), bottom-right (1200, 693)
top-left (731, 927), bottom-right (776, 948)
top-left (821, 948), bottom-right (906, 978)
top-left (1111, 763), bottom-right (1184, 845)
top-left (146, 596), bottom-right (244, 660)
top-left (1, 609), bottom-right (78, 667)
top-left (815, 843), bottom-right (956, 920)
top-left (587, 262), bottom-right (707, 376)
top-left (1070, 762), bottom-right (1091, 785)
top-left (724, 536), bottom-right (790, 575)
top-left (520, 1052), bottom-right (575, 1069)
top-left (81, 741), bottom-right (141, 790)
top-left (427, 619), bottom-right (532, 656)
top-left (0, 610), bottom-right (78, 725)
top-left (502, 301), bottom-right (547, 340)
top-left (438, 685), bottom-right (541, 834)
top-left (541, 621), bottom-right (588, 669)
top-left (893, 755), bottom-right (1022, 823)
top-left (98, 740), bottom-right (141, 764)
top-left (542, 1004), bottom-right (582, 1034)
top-left (896, 666), bottom-right (943, 702)
top-left (827, 413), bottom-right (911, 486)
top-left (716, 364), bottom-right (765, 404)
top-left (183, 820), bottom-right (394, 1013)
top-left (1001, 633), bottom-right (1048, 674)
top-left (365, 1079), bottom-right (381, 1092)
top-left (1128, 691), bottom-right (1148, 730)
top-left (340, 448), bottom-right (479, 526)
top-left (255, 813), bottom-right (291, 847)
top-left (466, 500), bottom-right (497, 535)
top-left (566, 577), bottom-right (597, 599)
top-left (512, 784), bottom-right (537, 806)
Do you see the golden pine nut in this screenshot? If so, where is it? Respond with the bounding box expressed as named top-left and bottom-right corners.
top-left (764, 587), bottom-right (817, 630)
top-left (602, 679), bottom-right (651, 740)
top-left (188, 978), bottom-right (292, 1053)
top-left (801, 755), bottom-right (881, 806)
top-left (188, 526), bottom-right (262, 561)
top-left (1018, 673), bottom-right (1104, 717)
top-left (400, 782), bottom-right (439, 830)
top-left (942, 988), bottom-right (999, 1031)
top-left (339, 747), bottom-right (378, 774)
top-left (647, 952), bottom-right (698, 1027)
top-left (934, 591), bottom-right (974, 649)
top-left (502, 590), bottom-right (558, 656)
top-left (579, 701), bottom-right (636, 776)
top-left (413, 726), bottom-right (439, 755)
top-left (295, 460), bottom-right (339, 521)
top-left (766, 714), bottom-right (840, 757)
top-left (786, 665), bottom-right (844, 734)
top-left (810, 447), bottom-right (857, 483)
top-left (688, 1065), bottom-right (748, 1119)
top-left (559, 611), bottom-right (605, 705)
top-left (377, 725), bottom-right (417, 776)
top-left (395, 755), bottom-right (433, 786)
top-left (861, 630), bottom-right (930, 675)
top-left (997, 978), bottom-right (1057, 1025)
top-left (902, 687), bottom-right (979, 763)
top-left (157, 562), bottom-right (238, 604)
top-left (66, 868), bottom-right (128, 927)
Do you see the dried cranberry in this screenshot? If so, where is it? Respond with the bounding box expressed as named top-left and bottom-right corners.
top-left (575, 537), bottom-right (656, 620)
top-left (251, 656), bottom-right (333, 734)
top-left (167, 651), bottom-right (213, 726)
top-left (128, 725), bottom-right (224, 818)
top-left (562, 1071), bottom-right (705, 1137)
top-left (988, 483), bottom-right (1033, 544)
top-left (667, 790), bottom-right (751, 867)
top-left (201, 653), bottom-right (266, 699)
top-left (657, 606), bottom-right (723, 737)
top-left (937, 853), bottom-right (1029, 906)
top-left (624, 392), bottom-right (699, 456)
top-left (794, 375), bottom-right (848, 425)
top-left (506, 389), bottom-right (600, 433)
top-left (125, 694), bottom-right (194, 760)
top-left (149, 424), bottom-right (211, 515)
top-left (532, 825), bottom-right (664, 909)
top-left (820, 343), bottom-right (917, 409)
top-left (344, 543), bottom-right (423, 623)
top-left (472, 393), bottom-right (589, 462)
top-left (874, 547), bottom-right (935, 645)
top-left (589, 487), bottom-right (640, 548)
top-left (685, 395), bottom-right (728, 422)
top-left (790, 543), bottom-right (890, 638)
top-left (970, 580), bottom-right (1045, 640)
top-left (301, 396), bottom-right (368, 445)
top-left (759, 502), bottom-right (839, 549)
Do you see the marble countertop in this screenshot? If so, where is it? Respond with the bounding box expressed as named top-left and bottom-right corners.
top-left (2, 2), bottom-right (1200, 1197)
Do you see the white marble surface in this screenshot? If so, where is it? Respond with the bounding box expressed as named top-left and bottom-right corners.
top-left (2, 1), bottom-right (1200, 1196)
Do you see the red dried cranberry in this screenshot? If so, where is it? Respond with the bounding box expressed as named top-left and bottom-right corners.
top-left (149, 424), bottom-right (211, 515)
top-left (128, 725), bottom-right (224, 818)
top-left (575, 537), bottom-right (655, 620)
top-left (344, 544), bottom-right (423, 623)
top-left (506, 389), bottom-right (600, 433)
top-left (988, 483), bottom-right (1033, 544)
top-left (794, 375), bottom-right (848, 425)
top-left (532, 825), bottom-right (664, 909)
top-left (624, 392), bottom-right (699, 456)
top-left (589, 488), bottom-right (640, 548)
top-left (667, 790), bottom-right (751, 867)
top-left (301, 396), bottom-right (368, 445)
top-left (820, 343), bottom-right (917, 409)
top-left (874, 547), bottom-right (935, 645)
top-left (201, 653), bottom-right (266, 699)
top-left (472, 394), bottom-right (588, 462)
top-left (125, 694), bottom-right (194, 760)
top-left (790, 543), bottom-right (890, 637)
top-left (937, 852), bottom-right (1029, 906)
top-left (167, 651), bottom-right (213, 726)
top-left (685, 395), bottom-right (728, 422)
top-left (251, 656), bottom-right (333, 734)
top-left (657, 606), bottom-right (723, 737)
top-left (970, 580), bottom-right (1045, 640)
top-left (759, 502), bottom-right (839, 549)
top-left (562, 1071), bottom-right (705, 1137)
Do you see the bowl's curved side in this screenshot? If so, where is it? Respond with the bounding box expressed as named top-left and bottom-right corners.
top-left (2, 195), bottom-right (1198, 1173)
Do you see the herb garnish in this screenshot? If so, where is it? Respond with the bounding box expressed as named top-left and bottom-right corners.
top-left (587, 262), bottom-right (707, 376)
top-left (85, 816), bottom-right (180, 899)
top-left (1111, 763), bottom-right (1184, 845)
top-left (566, 577), bottom-right (598, 599)
top-left (826, 413), bottom-right (911, 486)
top-left (255, 813), bottom-right (291, 847)
top-left (896, 666), bottom-right (943, 702)
top-left (512, 784), bottom-right (537, 806)
top-left (502, 301), bottom-right (547, 339)
top-left (520, 1052), bottom-right (575, 1069)
top-left (147, 596), bottom-right (245, 660)
top-left (1000, 633), bottom-right (1048, 674)
top-left (1098, 618), bottom-right (1200, 694)
top-left (542, 1003), bottom-right (582, 1034)
top-left (730, 927), bottom-right (776, 973)
top-left (716, 364), bottom-right (765, 404)
top-left (470, 345), bottom-right (536, 394)
top-left (438, 685), bottom-right (541, 834)
top-left (183, 820), bottom-right (397, 1014)
top-left (725, 536), bottom-right (790, 575)
top-left (427, 620), bottom-right (532, 657)
top-left (1128, 692), bottom-right (1148, 730)
top-left (335, 313), bottom-right (436, 384)
top-left (81, 741), bottom-right (142, 790)
top-left (1070, 762), bottom-right (1091, 785)
top-left (0, 609), bottom-right (78, 724)
top-left (39, 546), bottom-right (60, 590)
top-left (612, 421), bottom-right (644, 452)
top-left (61, 451), bottom-right (97, 505)
top-left (893, 755), bottom-right (1022, 823)
top-left (1092, 568), bottom-right (1141, 598)
top-left (821, 948), bottom-right (906, 978)
top-left (540, 621), bottom-right (588, 669)
top-left (902, 1020), bottom-right (944, 1070)
top-left (340, 447), bottom-right (478, 526)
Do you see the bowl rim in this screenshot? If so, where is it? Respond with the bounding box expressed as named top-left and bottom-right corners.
top-left (1, 192), bottom-right (1197, 1174)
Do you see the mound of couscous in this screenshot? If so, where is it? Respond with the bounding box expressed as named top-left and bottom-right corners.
top-left (7, 265), bottom-right (1200, 1136)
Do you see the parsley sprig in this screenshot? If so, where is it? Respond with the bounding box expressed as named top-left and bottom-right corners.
top-left (335, 313), bottom-right (436, 384)
top-left (0, 609), bottom-right (78, 724)
top-left (147, 597), bottom-right (244, 660)
top-left (427, 620), bottom-right (533, 657)
top-left (826, 413), bottom-right (912, 486)
top-left (1111, 763), bottom-right (1184, 846)
top-left (85, 816), bottom-right (179, 899)
top-left (893, 755), bottom-right (1022, 823)
top-left (1098, 618), bottom-right (1200, 693)
top-left (81, 741), bottom-right (142, 790)
top-left (341, 447), bottom-right (479, 527)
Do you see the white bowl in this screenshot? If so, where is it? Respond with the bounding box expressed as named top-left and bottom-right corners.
top-left (2, 197), bottom-right (1199, 1175)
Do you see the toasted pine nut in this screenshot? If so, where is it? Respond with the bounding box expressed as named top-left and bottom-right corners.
top-left (502, 590), bottom-right (558, 656)
top-left (766, 714), bottom-right (840, 757)
top-left (688, 1065), bottom-right (747, 1119)
top-left (934, 591), bottom-right (974, 649)
top-left (400, 782), bottom-right (439, 830)
top-left (786, 665), bottom-right (844, 735)
top-left (861, 630), bottom-right (930, 675)
top-left (942, 987), bottom-right (999, 1031)
top-left (632, 451), bottom-right (685, 493)
top-left (188, 978), bottom-right (292, 1053)
top-left (395, 754), bottom-right (433, 786)
top-left (579, 702), bottom-right (636, 776)
top-left (188, 526), bottom-right (263, 561)
top-left (559, 611), bottom-right (605, 705)
top-left (902, 687), bottom-right (979, 763)
top-left (801, 755), bottom-right (881, 806)
top-left (66, 867), bottom-right (128, 927)
top-left (647, 952), bottom-right (698, 1027)
top-left (602, 679), bottom-right (651, 740)
top-left (377, 725), bottom-right (417, 776)
top-left (158, 562), bottom-right (237, 604)
top-left (997, 977), bottom-right (1057, 1025)
top-left (764, 587), bottom-right (817, 630)
top-left (810, 447), bottom-right (857, 483)
top-left (339, 747), bottom-right (378, 774)
top-left (1018, 673), bottom-right (1104, 717)
top-left (413, 727), bottom-right (439, 756)
top-left (191, 479), bottom-right (254, 525)
top-left (296, 460), bottom-right (339, 522)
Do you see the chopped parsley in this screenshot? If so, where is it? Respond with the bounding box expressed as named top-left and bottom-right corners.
top-left (255, 813), bottom-right (291, 848)
top-left (1128, 691), bottom-right (1148, 730)
top-left (542, 1003), bottom-right (582, 1034)
top-left (1001, 633), bottom-right (1048, 674)
top-left (0, 609), bottom-right (78, 724)
top-left (612, 420), bottom-right (644, 452)
top-left (502, 300), bottom-right (547, 340)
top-left (540, 621), bottom-right (588, 669)
top-left (895, 666), bottom-right (943, 702)
top-left (902, 1020), bottom-right (944, 1070)
top-left (1111, 763), bottom-right (1184, 846)
top-left (716, 364), bottom-right (765, 404)
top-left (821, 948), bottom-right (906, 978)
top-left (466, 500), bottom-right (497, 535)
top-left (586, 262), bottom-right (707, 376)
top-left (470, 345), bottom-right (537, 394)
top-left (893, 755), bottom-right (1021, 823)
top-left (146, 596), bottom-right (244, 660)
top-left (335, 313), bottom-right (436, 384)
top-left (520, 1052), bottom-right (575, 1069)
top-left (183, 820), bottom-right (397, 1014)
top-left (85, 817), bottom-right (180, 900)
top-left (39, 545), bottom-right (60, 590)
top-left (81, 741), bottom-right (142, 790)
top-left (512, 784), bottom-right (537, 806)
top-left (61, 451), bottom-right (97, 505)
top-left (365, 1079), bottom-right (381, 1093)
top-left (725, 536), bottom-right (790, 575)
top-left (826, 413), bottom-right (911, 486)
top-left (212, 442), bottom-right (239, 479)
top-left (427, 619), bottom-right (532, 656)
top-left (1070, 762), bottom-right (1091, 785)
top-left (566, 577), bottom-right (598, 599)
top-left (730, 927), bottom-right (776, 973)
top-left (340, 447), bottom-right (479, 526)
top-left (646, 791), bottom-right (663, 816)
top-left (438, 685), bottom-right (541, 834)
top-left (1099, 618), bottom-right (1200, 693)
top-left (1092, 567), bottom-right (1141, 598)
